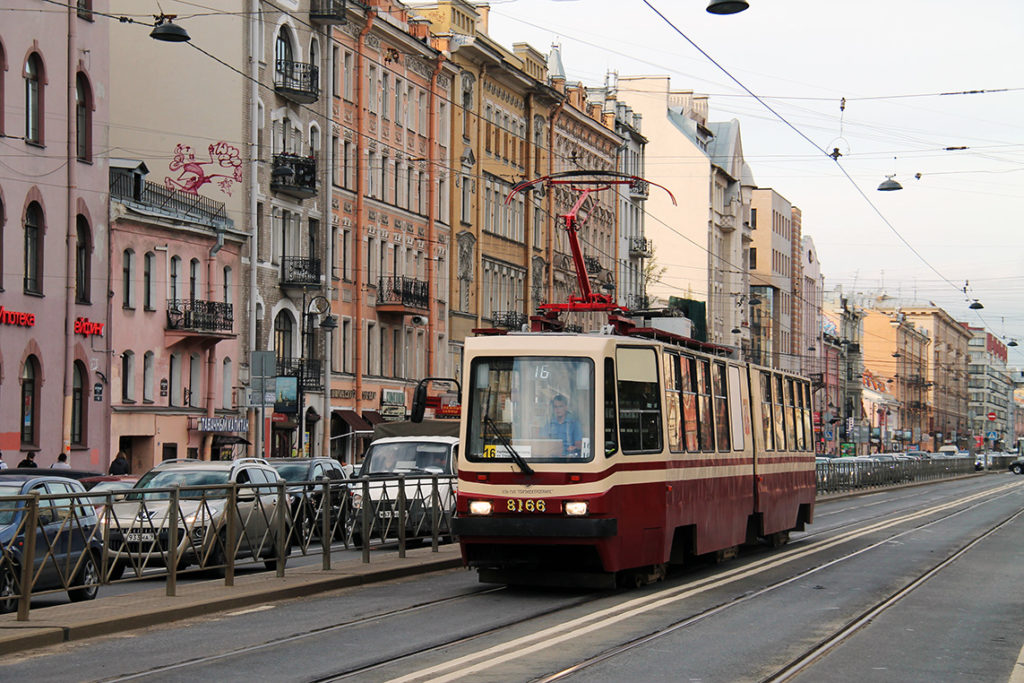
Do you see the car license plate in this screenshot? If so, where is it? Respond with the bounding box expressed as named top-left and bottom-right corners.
top-left (379, 510), bottom-right (397, 519)
top-left (126, 532), bottom-right (155, 543)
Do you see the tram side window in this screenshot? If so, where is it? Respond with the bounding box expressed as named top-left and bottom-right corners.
top-left (604, 358), bottom-right (618, 456)
top-left (681, 355), bottom-right (698, 452)
top-left (728, 365), bottom-right (745, 451)
top-left (793, 378), bottom-right (805, 450)
top-left (784, 379), bottom-right (797, 451)
top-left (696, 359), bottom-right (715, 451)
top-left (664, 353), bottom-right (682, 453)
top-left (713, 362), bottom-right (730, 451)
top-left (760, 372), bottom-right (774, 450)
top-left (773, 375), bottom-right (787, 451)
top-left (802, 383), bottom-right (813, 451)
top-left (616, 347), bottom-right (662, 453)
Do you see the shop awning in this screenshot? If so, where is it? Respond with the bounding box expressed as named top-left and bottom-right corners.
top-left (212, 435), bottom-right (251, 448)
top-left (333, 408), bottom-right (373, 433)
top-left (362, 410), bottom-right (384, 425)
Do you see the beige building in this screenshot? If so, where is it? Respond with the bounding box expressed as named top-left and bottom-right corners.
top-left (862, 310), bottom-right (930, 449)
top-left (749, 188), bottom-right (795, 370)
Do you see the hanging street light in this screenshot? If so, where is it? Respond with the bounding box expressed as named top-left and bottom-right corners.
top-left (707, 0), bottom-right (750, 14)
top-left (969, 299), bottom-right (984, 310)
top-left (150, 14), bottom-right (191, 42)
top-left (877, 175), bottom-right (902, 191)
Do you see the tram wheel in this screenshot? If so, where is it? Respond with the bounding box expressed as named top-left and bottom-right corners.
top-left (767, 531), bottom-right (790, 548)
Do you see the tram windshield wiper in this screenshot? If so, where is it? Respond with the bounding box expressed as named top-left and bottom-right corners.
top-left (482, 389), bottom-right (533, 476)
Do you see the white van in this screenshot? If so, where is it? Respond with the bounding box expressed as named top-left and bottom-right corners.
top-left (937, 445), bottom-right (959, 456)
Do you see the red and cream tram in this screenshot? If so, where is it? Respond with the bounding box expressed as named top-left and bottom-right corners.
top-left (451, 331), bottom-right (816, 587)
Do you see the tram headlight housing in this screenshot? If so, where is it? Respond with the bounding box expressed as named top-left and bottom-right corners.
top-left (469, 500), bottom-right (492, 516)
top-left (564, 501), bottom-right (588, 517)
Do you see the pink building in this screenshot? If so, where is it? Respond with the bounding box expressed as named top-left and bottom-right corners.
top-left (108, 162), bottom-right (246, 473)
top-left (0, 2), bottom-right (111, 469)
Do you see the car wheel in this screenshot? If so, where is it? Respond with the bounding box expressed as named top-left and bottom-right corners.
top-left (264, 554), bottom-right (286, 572)
top-left (68, 553), bottom-right (100, 603)
top-left (207, 533), bottom-right (228, 578)
top-left (0, 567), bottom-right (19, 614)
top-left (107, 559), bottom-right (126, 581)
top-left (1012, 464), bottom-right (1023, 475)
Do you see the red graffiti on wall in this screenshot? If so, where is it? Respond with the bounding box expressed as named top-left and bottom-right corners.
top-left (165, 142), bottom-right (243, 196)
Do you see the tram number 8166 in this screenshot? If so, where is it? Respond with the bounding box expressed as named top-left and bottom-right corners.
top-left (507, 498), bottom-right (546, 513)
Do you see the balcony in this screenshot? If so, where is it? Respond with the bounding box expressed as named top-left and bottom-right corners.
top-left (310, 0), bottom-right (348, 24)
top-left (626, 294), bottom-right (650, 311)
top-left (274, 60), bottom-right (320, 104)
top-left (270, 154), bottom-right (317, 199)
top-left (280, 256), bottom-right (321, 288)
top-left (492, 311), bottom-right (529, 330)
top-left (628, 178), bottom-right (649, 200)
top-left (276, 357), bottom-right (324, 392)
top-left (377, 275), bottom-right (429, 313)
top-left (583, 256), bottom-right (602, 275)
top-left (110, 171), bottom-right (231, 230)
top-left (166, 300), bottom-right (234, 340)
top-left (628, 237), bottom-right (653, 258)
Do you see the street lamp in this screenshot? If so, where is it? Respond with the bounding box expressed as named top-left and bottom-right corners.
top-left (150, 14), bottom-right (191, 42)
top-left (707, 0), bottom-right (749, 14)
top-left (298, 295), bottom-right (333, 459)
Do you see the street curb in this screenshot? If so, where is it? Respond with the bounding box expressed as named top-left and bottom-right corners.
top-left (0, 553), bottom-right (464, 655)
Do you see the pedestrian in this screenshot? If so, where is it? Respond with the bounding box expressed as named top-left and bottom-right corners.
top-left (108, 450), bottom-right (131, 475)
top-left (543, 394), bottom-right (584, 456)
top-left (51, 453), bottom-right (71, 469)
top-left (17, 453), bottom-right (38, 468)
top-left (0, 453), bottom-right (7, 470)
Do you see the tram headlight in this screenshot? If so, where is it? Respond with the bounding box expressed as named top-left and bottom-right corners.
top-left (564, 501), bottom-right (588, 517)
top-left (469, 500), bottom-right (492, 516)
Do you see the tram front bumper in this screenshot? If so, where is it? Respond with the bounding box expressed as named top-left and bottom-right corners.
top-left (453, 516), bottom-right (617, 538)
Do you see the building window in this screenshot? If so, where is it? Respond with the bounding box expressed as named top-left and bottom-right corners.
top-left (20, 356), bottom-right (40, 446)
top-left (24, 201), bottom-right (43, 294)
top-left (274, 311), bottom-right (294, 361)
top-left (189, 354), bottom-right (201, 407)
top-left (121, 351), bottom-right (135, 402)
top-left (169, 353), bottom-right (181, 406)
top-left (189, 258), bottom-right (200, 300)
top-left (25, 53), bottom-right (44, 145)
top-left (71, 361), bottom-right (86, 445)
top-left (75, 73), bottom-right (91, 161)
top-left (275, 28), bottom-right (293, 82)
top-left (143, 251), bottom-right (156, 310)
top-left (75, 215), bottom-right (92, 303)
top-left (143, 351), bottom-right (155, 402)
top-left (122, 249), bottom-right (135, 309)
top-left (170, 256), bottom-right (181, 302)
top-left (222, 358), bottom-right (233, 409)
top-left (223, 266), bottom-right (232, 305)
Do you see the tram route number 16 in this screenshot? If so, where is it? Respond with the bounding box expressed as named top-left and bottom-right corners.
top-left (507, 498), bottom-right (546, 513)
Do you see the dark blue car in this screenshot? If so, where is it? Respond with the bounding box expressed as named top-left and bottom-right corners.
top-left (0, 474), bottom-right (102, 612)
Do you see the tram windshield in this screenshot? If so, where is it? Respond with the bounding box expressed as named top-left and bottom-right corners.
top-left (466, 356), bottom-right (595, 463)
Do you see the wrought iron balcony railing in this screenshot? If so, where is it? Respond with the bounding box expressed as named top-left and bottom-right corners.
top-left (492, 311), bottom-right (529, 330)
top-left (270, 153), bottom-right (317, 199)
top-left (310, 0), bottom-right (348, 23)
top-left (276, 357), bottom-right (324, 392)
top-left (110, 171), bottom-right (230, 230)
top-left (377, 276), bottom-right (429, 310)
top-left (281, 257), bottom-right (321, 287)
top-left (274, 60), bottom-right (320, 104)
top-left (583, 256), bottom-right (602, 274)
top-left (626, 294), bottom-right (650, 311)
top-left (628, 178), bottom-right (649, 200)
top-left (628, 236), bottom-right (653, 258)
top-left (166, 299), bottom-right (233, 333)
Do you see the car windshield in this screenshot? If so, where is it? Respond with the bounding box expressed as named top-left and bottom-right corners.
top-left (466, 356), bottom-right (595, 463)
top-left (0, 484), bottom-right (23, 525)
top-left (359, 443), bottom-right (451, 476)
top-left (269, 463), bottom-right (312, 482)
top-left (127, 470), bottom-right (231, 500)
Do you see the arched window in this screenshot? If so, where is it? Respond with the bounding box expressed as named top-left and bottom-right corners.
top-left (20, 356), bottom-right (39, 445)
top-left (71, 361), bottom-right (86, 445)
top-left (275, 28), bottom-right (293, 83)
top-left (24, 202), bottom-right (43, 294)
top-left (143, 251), bottom-right (155, 310)
top-left (274, 311), bottom-right (295, 361)
top-left (169, 256), bottom-right (181, 302)
top-left (189, 258), bottom-right (201, 300)
top-left (25, 53), bottom-right (44, 144)
top-left (76, 215), bottom-right (92, 303)
top-left (143, 351), bottom-right (155, 402)
top-left (75, 73), bottom-right (91, 161)
top-left (121, 350), bottom-right (135, 402)
top-left (222, 358), bottom-right (233, 409)
top-left (122, 249), bottom-right (135, 308)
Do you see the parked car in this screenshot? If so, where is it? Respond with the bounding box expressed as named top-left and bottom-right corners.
top-left (104, 458), bottom-right (286, 579)
top-left (265, 458), bottom-right (349, 543)
top-left (0, 473), bottom-right (101, 612)
top-left (79, 475), bottom-right (140, 517)
top-left (1009, 458), bottom-right (1024, 475)
top-left (347, 436), bottom-right (458, 546)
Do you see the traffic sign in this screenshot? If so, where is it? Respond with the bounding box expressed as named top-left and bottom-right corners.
top-left (987, 411), bottom-right (996, 421)
top-left (986, 430), bottom-right (998, 440)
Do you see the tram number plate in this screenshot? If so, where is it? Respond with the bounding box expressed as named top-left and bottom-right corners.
top-left (506, 498), bottom-right (546, 513)
top-left (126, 532), bottom-right (155, 543)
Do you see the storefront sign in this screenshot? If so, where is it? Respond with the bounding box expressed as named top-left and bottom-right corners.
top-left (198, 417), bottom-right (249, 432)
top-left (275, 376), bottom-right (299, 414)
top-left (74, 317), bottom-right (104, 337)
top-left (0, 306), bottom-right (36, 328)
top-left (331, 389), bottom-right (356, 399)
top-left (382, 389), bottom-right (405, 406)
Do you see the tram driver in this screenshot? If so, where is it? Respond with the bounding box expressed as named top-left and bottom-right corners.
top-left (543, 394), bottom-right (584, 457)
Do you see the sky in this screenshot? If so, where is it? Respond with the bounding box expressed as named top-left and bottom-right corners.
top-left (485, 0), bottom-right (1024, 364)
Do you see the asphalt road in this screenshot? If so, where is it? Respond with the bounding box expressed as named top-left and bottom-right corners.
top-left (4, 474), bottom-right (1023, 682)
